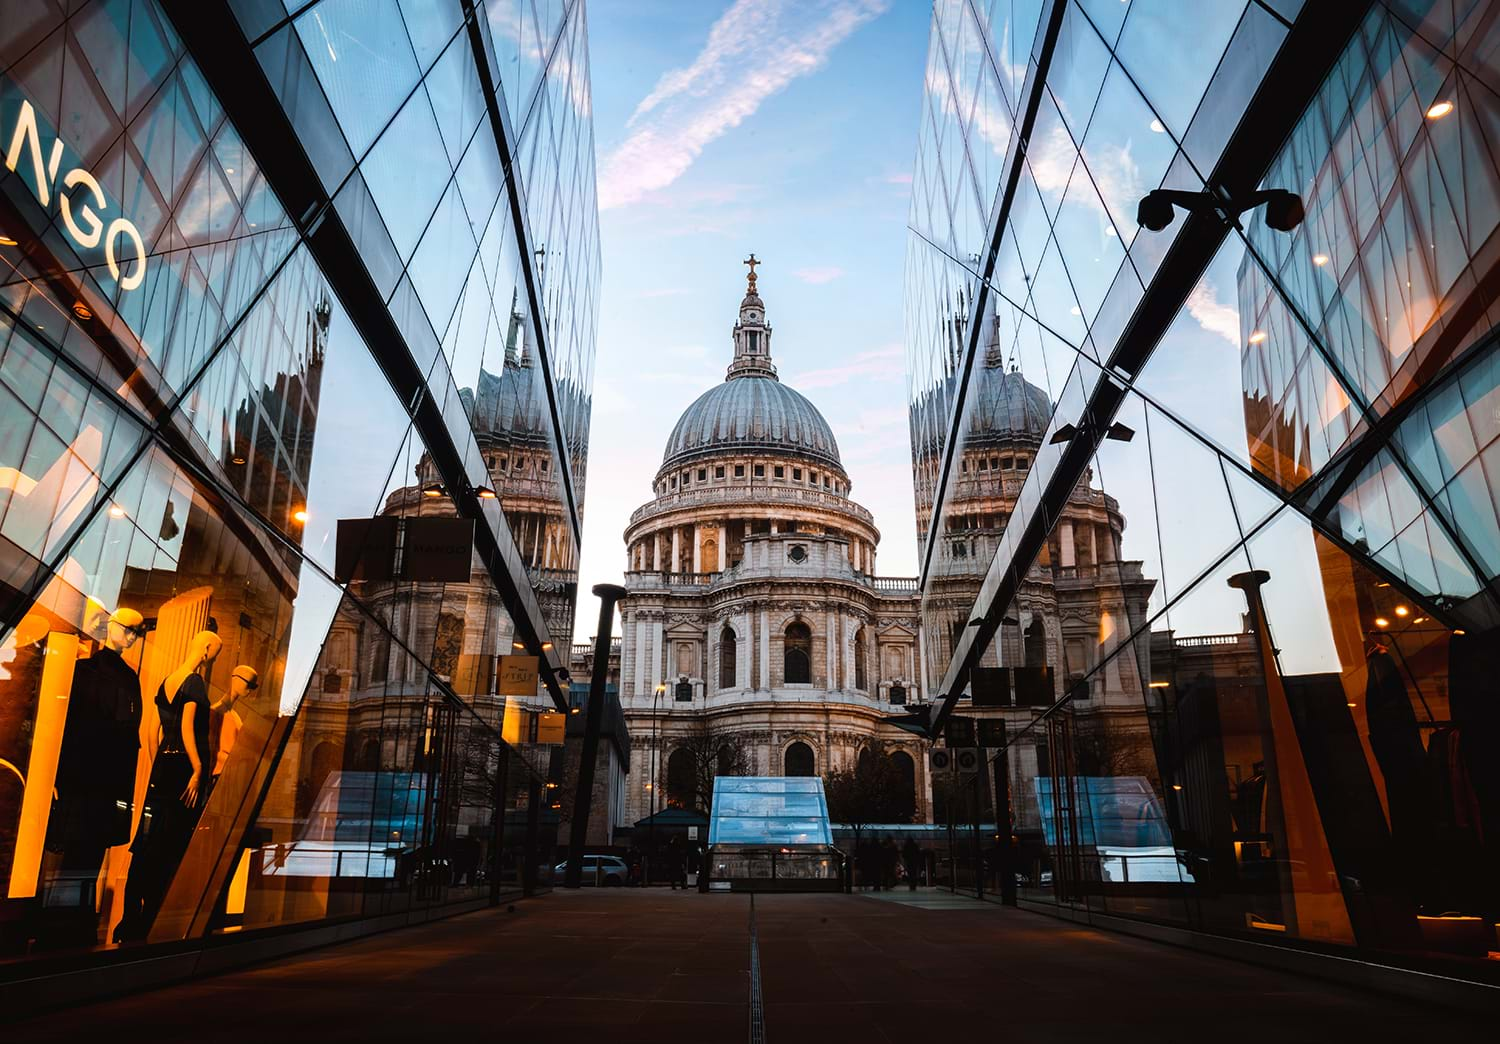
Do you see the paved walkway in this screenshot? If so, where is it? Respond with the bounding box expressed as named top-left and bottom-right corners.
top-left (10, 889), bottom-right (1495, 1043)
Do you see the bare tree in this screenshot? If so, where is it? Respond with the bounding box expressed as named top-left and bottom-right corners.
top-left (824, 750), bottom-right (915, 853)
top-left (660, 719), bottom-right (752, 812)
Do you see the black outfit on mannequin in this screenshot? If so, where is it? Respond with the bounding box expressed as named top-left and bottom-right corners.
top-left (1365, 648), bottom-right (1429, 902)
top-left (44, 646), bottom-right (140, 947)
top-left (1447, 630), bottom-right (1500, 920)
top-left (115, 674), bottom-right (211, 942)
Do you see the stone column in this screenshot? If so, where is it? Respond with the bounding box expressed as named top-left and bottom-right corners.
top-left (650, 619), bottom-right (664, 692)
top-left (633, 617), bottom-right (647, 696)
top-left (671, 527), bottom-right (681, 574)
top-left (1088, 524), bottom-right (1098, 567)
top-left (1059, 520), bottom-right (1075, 568)
top-left (737, 612), bottom-right (751, 688)
top-left (652, 531), bottom-right (661, 571)
top-left (692, 524), bottom-right (702, 573)
top-left (717, 523), bottom-right (726, 570)
top-left (758, 606), bottom-right (770, 690)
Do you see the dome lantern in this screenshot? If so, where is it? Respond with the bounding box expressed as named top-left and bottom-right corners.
top-left (728, 253), bottom-right (777, 381)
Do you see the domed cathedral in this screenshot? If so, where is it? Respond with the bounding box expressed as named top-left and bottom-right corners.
top-left (914, 290), bottom-right (1157, 830)
top-left (617, 259), bottom-right (926, 828)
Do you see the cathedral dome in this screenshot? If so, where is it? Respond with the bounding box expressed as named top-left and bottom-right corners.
top-left (968, 366), bottom-right (1051, 442)
top-left (662, 376), bottom-right (842, 472)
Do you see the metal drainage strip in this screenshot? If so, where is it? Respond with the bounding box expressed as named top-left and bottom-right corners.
top-left (748, 893), bottom-right (766, 1044)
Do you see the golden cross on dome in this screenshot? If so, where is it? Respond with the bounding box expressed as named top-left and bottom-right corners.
top-left (743, 253), bottom-right (760, 286)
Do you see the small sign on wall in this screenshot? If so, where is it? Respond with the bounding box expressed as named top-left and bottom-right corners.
top-left (498, 655), bottom-right (540, 696)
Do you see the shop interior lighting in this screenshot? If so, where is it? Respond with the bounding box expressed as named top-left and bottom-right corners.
top-left (230, 455), bottom-right (246, 465)
top-left (420, 483), bottom-right (446, 498)
top-left (292, 509), bottom-right (308, 523)
top-left (541, 641), bottom-right (553, 651)
top-left (474, 485), bottom-right (498, 499)
top-left (1247, 330), bottom-right (1268, 344)
top-left (1394, 605), bottom-right (1410, 617)
top-left (1149, 681), bottom-right (1170, 688)
top-left (1148, 118), bottom-right (1166, 133)
top-left (1374, 616), bottom-right (1390, 628)
top-left (1312, 253), bottom-right (1330, 266)
top-left (72, 302), bottom-right (92, 320)
top-left (108, 505), bottom-right (127, 518)
top-left (1426, 100), bottom-right (1454, 120)
top-left (0, 235), bottom-right (16, 246)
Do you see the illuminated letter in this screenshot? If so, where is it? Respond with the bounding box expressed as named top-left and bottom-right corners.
top-left (59, 168), bottom-right (104, 248)
top-left (4, 100), bottom-right (61, 207)
top-left (104, 218), bottom-right (146, 291)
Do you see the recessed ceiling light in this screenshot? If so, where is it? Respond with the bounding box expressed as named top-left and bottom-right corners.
top-left (72, 302), bottom-right (92, 320)
top-left (1394, 605), bottom-right (1409, 617)
top-left (1149, 119), bottom-right (1166, 133)
top-left (108, 505), bottom-right (127, 518)
top-left (1247, 330), bottom-right (1267, 344)
top-left (1374, 616), bottom-right (1390, 628)
top-left (1426, 100), bottom-right (1454, 120)
top-left (0, 235), bottom-right (16, 247)
top-left (292, 508), bottom-right (308, 523)
top-left (230, 455), bottom-right (246, 465)
top-left (225, 167), bottom-right (235, 174)
top-left (1069, 306), bottom-right (1081, 316)
top-left (1312, 253), bottom-right (1329, 266)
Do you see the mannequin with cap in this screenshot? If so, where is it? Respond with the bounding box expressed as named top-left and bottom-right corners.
top-left (212, 666), bottom-right (257, 782)
top-left (48, 607), bottom-right (145, 922)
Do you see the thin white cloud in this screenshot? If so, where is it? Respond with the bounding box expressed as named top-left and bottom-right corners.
top-left (639, 287), bottom-right (691, 299)
top-left (1186, 281), bottom-right (1241, 345)
top-left (598, 0), bottom-right (889, 210)
top-left (794, 265), bottom-right (845, 285)
top-left (786, 344), bottom-right (904, 389)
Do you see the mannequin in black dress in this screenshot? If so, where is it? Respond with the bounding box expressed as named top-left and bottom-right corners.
top-left (115, 630), bottom-right (220, 943)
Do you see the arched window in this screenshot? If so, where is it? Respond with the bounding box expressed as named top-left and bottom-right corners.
top-left (1024, 616), bottom-right (1047, 668)
top-left (854, 626), bottom-right (867, 690)
top-left (784, 621), bottom-right (812, 684)
top-left (719, 625), bottom-right (737, 689)
top-left (666, 748), bottom-right (697, 810)
top-left (784, 741), bottom-right (814, 777)
top-left (888, 751), bottom-right (917, 822)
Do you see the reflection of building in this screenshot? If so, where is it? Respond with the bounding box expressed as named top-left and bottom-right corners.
top-left (911, 296), bottom-right (1158, 830)
top-left (905, 0), bottom-right (1500, 986)
top-left (614, 265), bottom-right (927, 826)
top-left (0, 0), bottom-right (597, 987)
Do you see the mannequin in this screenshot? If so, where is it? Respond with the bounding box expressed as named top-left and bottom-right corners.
top-left (1364, 632), bottom-right (1428, 904)
top-left (115, 630), bottom-right (220, 942)
top-left (211, 666), bottom-right (257, 788)
top-left (46, 607), bottom-right (143, 944)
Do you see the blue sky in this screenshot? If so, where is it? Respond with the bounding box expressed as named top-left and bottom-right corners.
top-left (573, 0), bottom-right (932, 640)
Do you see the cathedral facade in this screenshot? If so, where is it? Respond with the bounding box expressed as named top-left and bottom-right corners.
top-left (615, 263), bottom-right (928, 828)
top-left (606, 262), bottom-right (1158, 834)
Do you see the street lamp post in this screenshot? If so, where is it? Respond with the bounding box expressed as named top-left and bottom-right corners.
top-left (647, 681), bottom-right (666, 885)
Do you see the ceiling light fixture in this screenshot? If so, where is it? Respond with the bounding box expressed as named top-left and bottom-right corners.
top-left (292, 508), bottom-right (309, 523)
top-left (1374, 616), bottom-right (1390, 628)
top-left (474, 485), bottom-right (498, 499)
top-left (1312, 253), bottom-right (1329, 266)
top-left (421, 483), bottom-right (447, 498)
top-left (72, 302), bottom-right (93, 320)
top-left (1426, 100), bottom-right (1454, 120)
top-left (108, 505), bottom-right (127, 518)
top-left (0, 235), bottom-right (17, 247)
top-left (1247, 330), bottom-right (1268, 344)
top-left (230, 455), bottom-right (246, 465)
top-left (1394, 605), bottom-right (1409, 617)
top-left (1148, 118), bottom-right (1166, 133)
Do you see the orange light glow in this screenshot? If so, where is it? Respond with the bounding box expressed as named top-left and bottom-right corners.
top-left (1426, 100), bottom-right (1454, 120)
top-left (1394, 605), bottom-right (1409, 617)
top-left (1248, 330), bottom-right (1268, 344)
top-left (72, 302), bottom-right (92, 320)
top-left (1374, 617), bottom-right (1390, 628)
top-left (0, 235), bottom-right (16, 246)
top-left (292, 509), bottom-right (309, 523)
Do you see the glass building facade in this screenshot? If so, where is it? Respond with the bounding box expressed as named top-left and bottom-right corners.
top-left (907, 0), bottom-right (1500, 981)
top-left (0, 0), bottom-right (596, 979)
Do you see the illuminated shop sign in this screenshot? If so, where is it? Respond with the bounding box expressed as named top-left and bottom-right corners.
top-left (4, 99), bottom-right (147, 290)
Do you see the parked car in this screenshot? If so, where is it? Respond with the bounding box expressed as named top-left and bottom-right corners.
top-left (553, 855), bottom-right (628, 886)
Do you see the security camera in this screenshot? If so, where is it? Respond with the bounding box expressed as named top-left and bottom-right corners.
top-left (1260, 189), bottom-right (1305, 232)
top-left (1136, 191), bottom-right (1177, 232)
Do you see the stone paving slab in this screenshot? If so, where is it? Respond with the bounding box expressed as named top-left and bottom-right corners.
top-left (7, 889), bottom-right (1495, 1043)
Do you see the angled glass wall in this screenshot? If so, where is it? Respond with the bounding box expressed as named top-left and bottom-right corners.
top-left (908, 0), bottom-right (1500, 982)
top-left (0, 0), bottom-right (595, 973)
